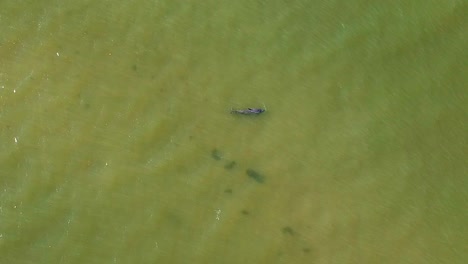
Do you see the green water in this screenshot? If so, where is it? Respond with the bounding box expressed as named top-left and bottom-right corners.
top-left (0, 0), bottom-right (466, 263)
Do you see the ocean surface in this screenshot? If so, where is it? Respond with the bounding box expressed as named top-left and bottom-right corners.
top-left (1, 0), bottom-right (466, 263)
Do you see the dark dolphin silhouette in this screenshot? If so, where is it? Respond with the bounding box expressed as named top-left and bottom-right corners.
top-left (231, 108), bottom-right (265, 115)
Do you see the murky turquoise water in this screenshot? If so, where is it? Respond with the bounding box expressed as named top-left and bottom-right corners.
top-left (1, 0), bottom-right (466, 263)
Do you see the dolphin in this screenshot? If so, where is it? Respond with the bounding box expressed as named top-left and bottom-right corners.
top-left (230, 108), bottom-right (265, 115)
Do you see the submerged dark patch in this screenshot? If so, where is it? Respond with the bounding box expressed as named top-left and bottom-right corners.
top-left (211, 149), bottom-right (222, 160)
top-left (224, 161), bottom-right (236, 170)
top-left (282, 226), bottom-right (295, 236)
top-left (246, 169), bottom-right (265, 183)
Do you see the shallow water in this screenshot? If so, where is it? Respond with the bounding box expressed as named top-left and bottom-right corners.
top-left (1, 0), bottom-right (466, 263)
